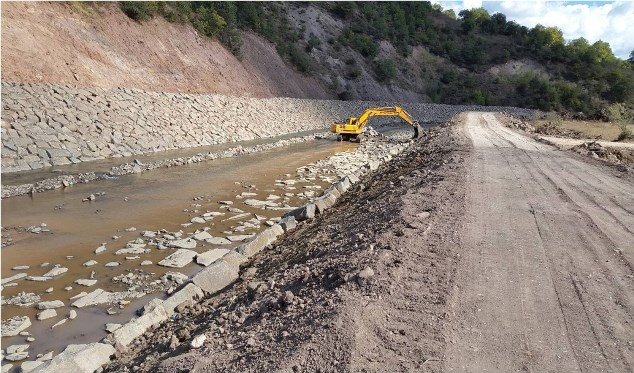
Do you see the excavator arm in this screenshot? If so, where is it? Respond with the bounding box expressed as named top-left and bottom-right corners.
top-left (331, 106), bottom-right (421, 140)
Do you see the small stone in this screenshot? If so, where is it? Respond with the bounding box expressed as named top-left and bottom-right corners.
top-left (75, 279), bottom-right (98, 287)
top-left (45, 288), bottom-right (53, 293)
top-left (51, 318), bottom-right (67, 329)
top-left (6, 345), bottom-right (29, 354)
top-left (281, 290), bottom-right (295, 305)
top-left (42, 266), bottom-right (68, 277)
top-left (36, 309), bottom-right (57, 321)
top-left (416, 211), bottom-right (431, 219)
top-left (105, 323), bottom-right (122, 333)
top-left (246, 337), bottom-right (256, 347)
top-left (95, 245), bottom-right (107, 254)
top-left (83, 260), bottom-right (98, 267)
top-left (37, 300), bottom-right (64, 310)
top-left (69, 310), bottom-right (77, 320)
top-left (140, 260), bottom-right (152, 266)
top-left (169, 335), bottom-right (179, 349)
top-left (190, 334), bottom-right (206, 348)
top-left (105, 262), bottom-right (120, 267)
top-left (12, 265), bottom-right (30, 270)
top-left (20, 360), bottom-right (44, 372)
top-left (357, 266), bottom-right (374, 286)
top-left (125, 227), bottom-right (137, 232)
top-left (36, 351), bottom-right (53, 361)
top-left (26, 337), bottom-right (35, 342)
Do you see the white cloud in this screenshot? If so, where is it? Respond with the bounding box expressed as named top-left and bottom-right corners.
top-left (434, 0), bottom-right (634, 59)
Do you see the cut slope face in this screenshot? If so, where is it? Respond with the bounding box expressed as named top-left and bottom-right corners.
top-left (0, 2), bottom-right (329, 98)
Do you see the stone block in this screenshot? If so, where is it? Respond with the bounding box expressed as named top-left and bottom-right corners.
top-left (109, 304), bottom-right (168, 348)
top-left (30, 343), bottom-right (115, 373)
top-left (191, 259), bottom-right (238, 295)
top-left (236, 224), bottom-right (283, 258)
top-left (161, 283), bottom-right (204, 316)
top-left (283, 204), bottom-right (316, 222)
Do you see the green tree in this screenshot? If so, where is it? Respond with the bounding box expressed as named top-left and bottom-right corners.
top-left (443, 9), bottom-right (457, 20)
top-left (374, 59), bottom-right (397, 83)
top-left (120, 1), bottom-right (159, 21)
top-left (192, 7), bottom-right (226, 38)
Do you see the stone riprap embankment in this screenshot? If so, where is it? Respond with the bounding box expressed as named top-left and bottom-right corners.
top-left (1, 81), bottom-right (537, 174)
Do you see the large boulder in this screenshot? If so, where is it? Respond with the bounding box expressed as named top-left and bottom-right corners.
top-left (334, 178), bottom-right (351, 194)
top-left (31, 343), bottom-right (115, 373)
top-left (236, 225), bottom-right (283, 258)
top-left (196, 249), bottom-right (231, 266)
top-left (278, 216), bottom-right (296, 232)
top-left (192, 259), bottom-right (238, 295)
top-left (220, 251), bottom-right (247, 271)
top-left (314, 193), bottom-right (337, 214)
top-left (109, 304), bottom-right (169, 348)
top-left (161, 283), bottom-right (204, 316)
top-left (283, 204), bottom-right (316, 222)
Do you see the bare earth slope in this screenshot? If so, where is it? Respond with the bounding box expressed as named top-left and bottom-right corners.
top-left (446, 113), bottom-right (634, 372)
top-left (0, 2), bottom-right (329, 98)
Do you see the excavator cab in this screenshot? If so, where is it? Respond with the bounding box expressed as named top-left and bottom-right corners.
top-left (331, 106), bottom-right (421, 142)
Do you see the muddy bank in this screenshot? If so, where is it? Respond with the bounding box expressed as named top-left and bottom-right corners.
top-left (1, 132), bottom-right (328, 199)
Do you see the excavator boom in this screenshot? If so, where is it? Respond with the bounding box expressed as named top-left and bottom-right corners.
top-left (331, 106), bottom-right (421, 140)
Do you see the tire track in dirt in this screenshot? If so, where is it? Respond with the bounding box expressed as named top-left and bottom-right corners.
top-left (445, 112), bottom-right (633, 373)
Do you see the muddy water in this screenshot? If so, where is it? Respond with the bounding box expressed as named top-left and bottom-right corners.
top-left (1, 138), bottom-right (355, 359)
top-left (1, 129), bottom-right (324, 187)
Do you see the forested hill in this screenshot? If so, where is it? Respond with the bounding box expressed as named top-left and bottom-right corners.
top-left (3, 1), bottom-right (633, 118)
top-left (119, 1), bottom-right (633, 117)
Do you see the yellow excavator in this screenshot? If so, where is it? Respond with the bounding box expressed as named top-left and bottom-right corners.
top-left (330, 106), bottom-right (421, 142)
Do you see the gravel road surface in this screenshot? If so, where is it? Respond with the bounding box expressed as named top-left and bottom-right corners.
top-left (445, 113), bottom-right (633, 372)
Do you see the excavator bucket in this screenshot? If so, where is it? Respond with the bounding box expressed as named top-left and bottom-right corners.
top-left (413, 123), bottom-right (422, 139)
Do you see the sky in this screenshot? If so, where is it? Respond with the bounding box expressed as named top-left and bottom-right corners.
top-left (433, 0), bottom-right (634, 59)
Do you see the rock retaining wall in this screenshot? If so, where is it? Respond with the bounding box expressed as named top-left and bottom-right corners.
top-left (1, 81), bottom-right (537, 174)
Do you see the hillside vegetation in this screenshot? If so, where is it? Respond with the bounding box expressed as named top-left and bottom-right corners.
top-left (119, 1), bottom-right (633, 117)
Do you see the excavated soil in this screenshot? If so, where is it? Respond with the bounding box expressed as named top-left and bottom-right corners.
top-left (104, 122), bottom-right (470, 373)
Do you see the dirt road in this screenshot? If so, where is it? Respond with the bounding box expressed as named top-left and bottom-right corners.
top-left (446, 113), bottom-right (634, 372)
top-left (104, 113), bottom-right (632, 373)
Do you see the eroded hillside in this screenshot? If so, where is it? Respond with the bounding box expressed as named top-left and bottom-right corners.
top-left (0, 2), bottom-right (329, 98)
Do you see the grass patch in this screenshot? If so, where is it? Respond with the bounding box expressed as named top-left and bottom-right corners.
top-left (532, 119), bottom-right (634, 142)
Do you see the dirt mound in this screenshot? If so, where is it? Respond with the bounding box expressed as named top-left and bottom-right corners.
top-left (0, 2), bottom-right (329, 98)
top-left (571, 141), bottom-right (634, 165)
top-left (534, 121), bottom-right (584, 138)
